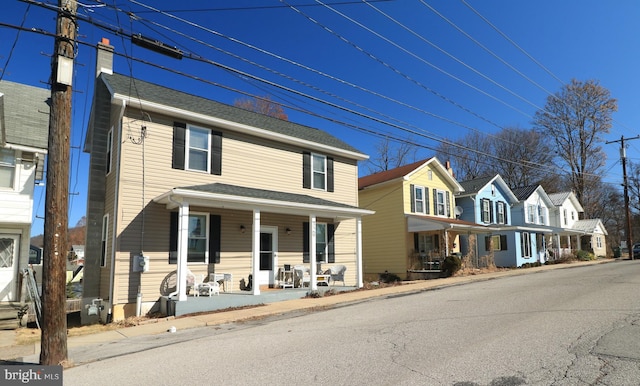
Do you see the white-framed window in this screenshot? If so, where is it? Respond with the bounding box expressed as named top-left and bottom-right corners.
top-left (312, 153), bottom-right (327, 190)
top-left (427, 170), bottom-right (433, 180)
top-left (413, 185), bottom-right (426, 214)
top-left (0, 148), bottom-right (16, 189)
top-left (563, 209), bottom-right (568, 225)
top-left (521, 232), bottom-right (531, 258)
top-left (527, 204), bottom-right (536, 223)
top-left (186, 126), bottom-right (210, 172)
top-left (596, 236), bottom-right (602, 249)
top-left (315, 222), bottom-right (328, 263)
top-left (481, 199), bottom-right (491, 223)
top-left (497, 202), bottom-right (505, 224)
top-left (106, 127), bottom-right (113, 175)
top-left (571, 211), bottom-right (575, 220)
top-left (538, 206), bottom-right (546, 225)
top-left (101, 214), bottom-right (109, 267)
top-left (187, 213), bottom-right (209, 263)
top-left (436, 189), bottom-right (446, 216)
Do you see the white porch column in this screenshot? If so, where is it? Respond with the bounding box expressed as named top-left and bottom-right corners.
top-left (356, 217), bottom-right (363, 288)
top-left (251, 210), bottom-right (261, 295)
top-left (309, 214), bottom-right (317, 291)
top-left (177, 202), bottom-right (189, 302)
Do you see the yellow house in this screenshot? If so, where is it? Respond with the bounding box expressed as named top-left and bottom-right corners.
top-left (359, 157), bottom-right (486, 280)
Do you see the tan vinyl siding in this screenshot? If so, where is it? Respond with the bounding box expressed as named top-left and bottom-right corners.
top-left (108, 112), bottom-right (362, 305)
top-left (359, 181), bottom-right (408, 279)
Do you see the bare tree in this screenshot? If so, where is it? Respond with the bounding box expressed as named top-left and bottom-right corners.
top-left (233, 95), bottom-right (288, 120)
top-left (492, 127), bottom-right (555, 188)
top-left (436, 131), bottom-right (492, 181)
top-left (366, 136), bottom-right (418, 173)
top-left (533, 79), bottom-right (617, 218)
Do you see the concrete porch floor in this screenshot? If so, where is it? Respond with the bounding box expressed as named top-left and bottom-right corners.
top-left (163, 286), bottom-right (353, 317)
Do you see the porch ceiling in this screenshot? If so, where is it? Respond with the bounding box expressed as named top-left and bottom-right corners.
top-left (407, 215), bottom-right (500, 234)
top-left (154, 182), bottom-right (374, 221)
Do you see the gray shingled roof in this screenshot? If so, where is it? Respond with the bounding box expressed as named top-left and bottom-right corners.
top-left (573, 219), bottom-right (607, 235)
top-left (511, 185), bottom-right (539, 201)
top-left (102, 73), bottom-right (363, 155)
top-left (458, 175), bottom-right (495, 195)
top-left (0, 80), bottom-right (50, 149)
top-left (179, 183), bottom-right (361, 210)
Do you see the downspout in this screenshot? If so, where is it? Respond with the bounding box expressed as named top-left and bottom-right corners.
top-left (106, 99), bottom-right (126, 323)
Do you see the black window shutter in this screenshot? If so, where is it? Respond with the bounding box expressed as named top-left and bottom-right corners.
top-left (484, 236), bottom-right (490, 251)
top-left (500, 235), bottom-right (508, 251)
top-left (211, 131), bottom-right (222, 175)
top-left (490, 201), bottom-right (494, 223)
top-left (303, 152), bottom-right (311, 189)
top-left (414, 233), bottom-right (419, 252)
top-left (433, 189), bottom-right (438, 215)
top-left (410, 184), bottom-right (415, 213)
top-left (425, 187), bottom-right (430, 215)
top-left (169, 212), bottom-right (178, 264)
top-left (327, 157), bottom-right (334, 192)
top-left (328, 224), bottom-right (336, 263)
top-left (209, 214), bottom-right (221, 264)
top-left (303, 222), bottom-right (310, 263)
top-left (446, 191), bottom-right (451, 217)
top-left (503, 202), bottom-right (508, 224)
top-left (172, 122), bottom-right (186, 170)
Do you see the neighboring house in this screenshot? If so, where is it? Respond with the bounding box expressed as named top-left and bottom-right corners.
top-left (358, 157), bottom-right (486, 280)
top-left (501, 185), bottom-right (556, 267)
top-left (456, 175), bottom-right (519, 266)
top-left (572, 219), bottom-right (608, 257)
top-left (82, 39), bottom-right (372, 324)
top-left (0, 80), bottom-right (49, 302)
top-left (548, 192), bottom-right (607, 258)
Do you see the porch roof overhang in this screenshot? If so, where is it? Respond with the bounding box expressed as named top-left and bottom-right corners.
top-left (547, 226), bottom-right (587, 236)
top-left (407, 215), bottom-right (500, 234)
top-left (500, 225), bottom-right (556, 234)
top-left (154, 183), bottom-right (374, 221)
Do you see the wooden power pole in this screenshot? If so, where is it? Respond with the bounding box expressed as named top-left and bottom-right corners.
top-left (606, 135), bottom-right (640, 261)
top-left (41, 0), bottom-right (76, 365)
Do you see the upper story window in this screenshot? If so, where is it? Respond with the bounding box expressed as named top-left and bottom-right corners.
top-left (0, 148), bottom-right (16, 189)
top-left (187, 126), bottom-right (210, 172)
top-left (563, 209), bottom-right (568, 225)
top-left (527, 204), bottom-right (536, 223)
top-left (538, 206), bottom-right (546, 225)
top-left (312, 154), bottom-right (326, 190)
top-left (435, 190), bottom-right (447, 216)
top-left (172, 122), bottom-right (222, 175)
top-left (413, 185), bottom-right (426, 214)
top-left (303, 152), bottom-right (334, 192)
top-left (497, 201), bottom-right (506, 224)
top-left (481, 198), bottom-right (491, 223)
top-left (106, 128), bottom-right (113, 175)
top-left (571, 211), bottom-right (575, 220)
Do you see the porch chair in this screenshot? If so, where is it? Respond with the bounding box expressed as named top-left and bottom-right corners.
top-left (190, 272), bottom-right (220, 297)
top-left (328, 265), bottom-right (347, 286)
top-left (293, 265), bottom-right (311, 288)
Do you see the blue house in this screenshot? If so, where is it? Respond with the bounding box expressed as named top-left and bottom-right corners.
top-left (457, 175), bottom-right (518, 267)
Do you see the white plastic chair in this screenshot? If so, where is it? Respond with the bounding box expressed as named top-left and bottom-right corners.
top-left (293, 265), bottom-right (310, 288)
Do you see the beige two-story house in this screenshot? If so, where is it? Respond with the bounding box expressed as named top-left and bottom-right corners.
top-left (82, 39), bottom-right (372, 323)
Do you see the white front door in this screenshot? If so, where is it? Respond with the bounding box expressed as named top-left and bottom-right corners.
top-left (258, 226), bottom-right (278, 287)
top-left (0, 235), bottom-right (20, 302)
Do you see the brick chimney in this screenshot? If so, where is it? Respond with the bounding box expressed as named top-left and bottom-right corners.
top-left (445, 160), bottom-right (455, 178)
top-left (96, 37), bottom-right (113, 76)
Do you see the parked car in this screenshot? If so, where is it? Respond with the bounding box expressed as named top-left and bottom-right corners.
top-left (632, 243), bottom-right (640, 259)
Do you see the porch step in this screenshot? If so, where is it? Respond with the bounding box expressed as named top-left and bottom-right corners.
top-left (0, 303), bottom-right (24, 330)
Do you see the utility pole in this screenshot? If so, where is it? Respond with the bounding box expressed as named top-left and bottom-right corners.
top-left (606, 135), bottom-right (640, 261)
top-left (41, 0), bottom-right (76, 365)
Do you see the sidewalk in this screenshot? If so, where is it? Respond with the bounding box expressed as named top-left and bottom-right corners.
top-left (0, 259), bottom-right (617, 366)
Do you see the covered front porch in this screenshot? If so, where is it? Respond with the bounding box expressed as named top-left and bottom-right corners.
top-left (153, 183), bottom-right (374, 306)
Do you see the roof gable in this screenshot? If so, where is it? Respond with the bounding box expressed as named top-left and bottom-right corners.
top-left (359, 157), bottom-right (463, 192)
top-left (548, 191), bottom-right (584, 213)
top-left (458, 174), bottom-right (518, 203)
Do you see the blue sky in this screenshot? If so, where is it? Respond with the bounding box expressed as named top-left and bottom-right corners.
top-left (1, 0), bottom-right (639, 237)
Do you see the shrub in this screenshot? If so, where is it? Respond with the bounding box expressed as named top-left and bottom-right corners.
top-left (379, 271), bottom-right (402, 283)
top-left (441, 255), bottom-right (462, 277)
top-left (575, 250), bottom-right (596, 261)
